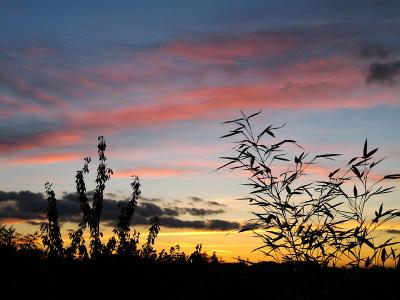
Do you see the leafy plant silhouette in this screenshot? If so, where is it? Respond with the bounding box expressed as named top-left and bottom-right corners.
top-left (40, 182), bottom-right (63, 258)
top-left (218, 111), bottom-right (400, 267)
top-left (67, 136), bottom-right (113, 258)
top-left (0, 224), bottom-right (39, 256)
top-left (106, 176), bottom-right (141, 256)
top-left (29, 135), bottom-right (221, 264)
top-left (141, 216), bottom-right (160, 260)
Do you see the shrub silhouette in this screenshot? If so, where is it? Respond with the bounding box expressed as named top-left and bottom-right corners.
top-left (42, 136), bottom-right (156, 259)
top-left (157, 244), bottom-right (188, 263)
top-left (67, 136), bottom-right (113, 258)
top-left (26, 135), bottom-right (221, 264)
top-left (106, 176), bottom-right (141, 257)
top-left (189, 243), bottom-right (215, 264)
top-left (0, 224), bottom-right (40, 256)
top-left (40, 182), bottom-right (63, 258)
top-left (140, 216), bottom-right (160, 260)
top-left (218, 111), bottom-right (400, 267)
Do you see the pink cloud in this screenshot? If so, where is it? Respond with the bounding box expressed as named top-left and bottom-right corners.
top-left (163, 32), bottom-right (296, 63)
top-left (10, 152), bottom-right (80, 165)
top-left (114, 159), bottom-right (218, 179)
top-left (3, 33), bottom-right (400, 157)
top-left (0, 131), bottom-right (82, 154)
top-left (0, 95), bottom-right (42, 116)
top-left (114, 167), bottom-right (196, 179)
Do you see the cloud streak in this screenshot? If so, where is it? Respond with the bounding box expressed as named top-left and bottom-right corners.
top-left (1, 23), bottom-right (400, 168)
top-left (0, 190), bottom-right (237, 230)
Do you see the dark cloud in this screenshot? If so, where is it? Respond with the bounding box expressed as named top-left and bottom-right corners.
top-left (140, 196), bottom-right (162, 202)
top-left (240, 221), bottom-right (264, 231)
top-left (163, 208), bottom-right (179, 216)
top-left (136, 202), bottom-right (164, 217)
top-left (358, 43), bottom-right (390, 59)
top-left (181, 207), bottom-right (224, 216)
top-left (0, 190), bottom-right (233, 230)
top-left (207, 201), bottom-right (226, 207)
top-left (367, 61), bottom-right (400, 84)
top-left (189, 196), bottom-right (203, 202)
top-left (26, 220), bottom-right (46, 226)
top-left (187, 197), bottom-right (226, 208)
top-left (206, 219), bottom-right (240, 230)
top-left (386, 229), bottom-right (400, 235)
top-left (158, 217), bottom-right (240, 230)
top-left (0, 190), bottom-right (47, 220)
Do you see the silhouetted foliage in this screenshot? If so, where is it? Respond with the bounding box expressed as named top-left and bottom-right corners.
top-left (219, 111), bottom-right (400, 267)
top-left (66, 136), bottom-right (118, 258)
top-left (141, 216), bottom-right (160, 260)
top-left (106, 176), bottom-right (141, 256)
top-left (40, 182), bottom-right (63, 258)
top-left (0, 224), bottom-right (39, 256)
top-left (6, 135), bottom-right (223, 265)
top-left (189, 243), bottom-right (215, 264)
top-left (158, 244), bottom-right (188, 263)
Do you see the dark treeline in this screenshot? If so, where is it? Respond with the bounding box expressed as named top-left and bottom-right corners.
top-left (1, 241), bottom-right (400, 300)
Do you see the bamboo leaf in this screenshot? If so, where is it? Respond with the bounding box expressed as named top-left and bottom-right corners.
top-left (316, 153), bottom-right (342, 159)
top-left (329, 168), bottom-right (340, 178)
top-left (220, 130), bottom-right (242, 138)
top-left (286, 185), bottom-right (291, 195)
top-left (353, 185), bottom-right (358, 198)
top-left (273, 155), bottom-right (290, 161)
top-left (222, 117), bottom-right (244, 124)
top-left (384, 174), bottom-right (400, 180)
top-left (214, 160), bottom-right (236, 171)
top-left (363, 138), bottom-right (368, 158)
top-left (352, 166), bottom-right (362, 178)
top-left (348, 157), bottom-right (359, 165)
top-left (246, 110), bottom-right (262, 120)
top-left (381, 248), bottom-right (387, 264)
top-left (366, 148), bottom-right (378, 158)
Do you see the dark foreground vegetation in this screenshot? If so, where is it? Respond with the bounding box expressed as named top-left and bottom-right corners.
top-left (1, 245), bottom-right (400, 300)
top-left (1, 112), bottom-right (400, 299)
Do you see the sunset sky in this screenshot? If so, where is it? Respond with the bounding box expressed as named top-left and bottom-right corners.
top-left (1, 0), bottom-right (400, 261)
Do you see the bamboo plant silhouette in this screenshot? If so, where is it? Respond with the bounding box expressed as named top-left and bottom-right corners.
top-left (218, 111), bottom-right (400, 267)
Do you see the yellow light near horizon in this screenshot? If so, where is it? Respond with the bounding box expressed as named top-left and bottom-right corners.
top-left (8, 220), bottom-right (400, 265)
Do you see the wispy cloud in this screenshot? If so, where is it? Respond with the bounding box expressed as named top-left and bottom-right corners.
top-left (114, 167), bottom-right (196, 179)
top-left (10, 152), bottom-right (80, 165)
top-left (1, 23), bottom-right (399, 174)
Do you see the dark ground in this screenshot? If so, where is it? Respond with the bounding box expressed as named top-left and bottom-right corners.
top-left (1, 252), bottom-right (399, 300)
